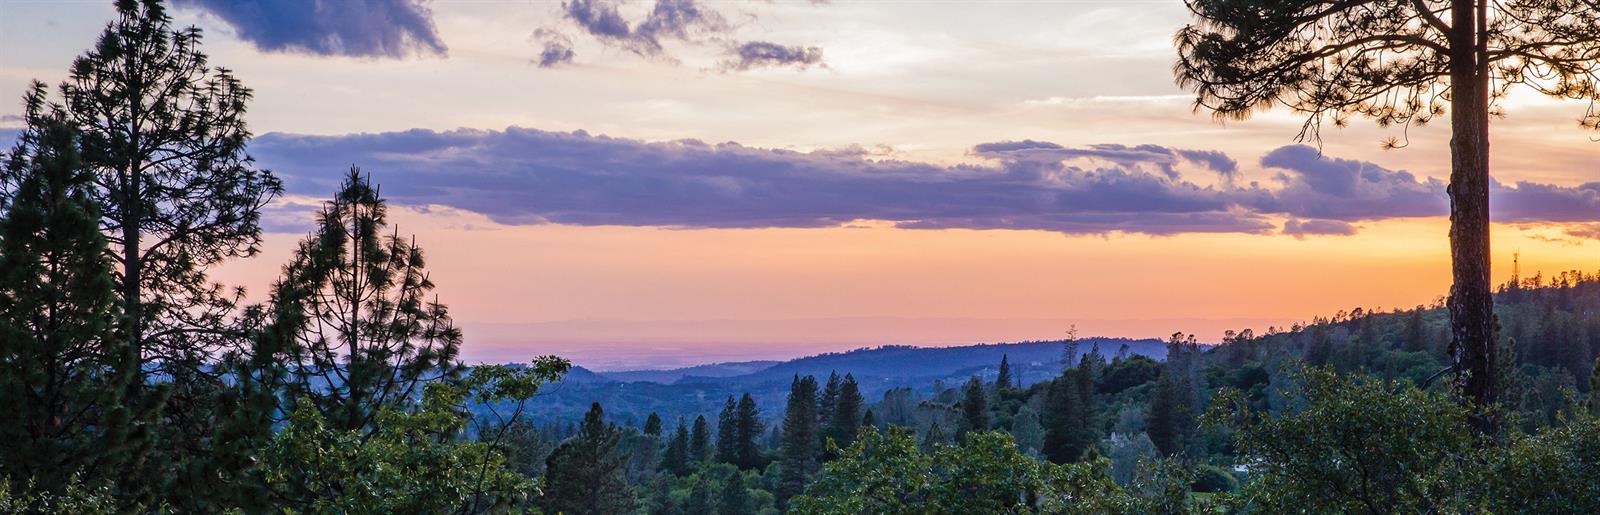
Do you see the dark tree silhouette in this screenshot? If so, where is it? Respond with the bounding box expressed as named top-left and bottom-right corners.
top-left (1176, 0), bottom-right (1600, 428)
top-left (257, 169), bottom-right (464, 434)
top-left (957, 376), bottom-right (989, 441)
top-left (777, 374), bottom-right (821, 504)
top-left (45, 0), bottom-right (281, 367)
top-left (0, 106), bottom-right (154, 501)
top-left (690, 415), bottom-right (712, 464)
top-left (733, 393), bottom-right (765, 470)
top-left (543, 403), bottom-right (635, 514)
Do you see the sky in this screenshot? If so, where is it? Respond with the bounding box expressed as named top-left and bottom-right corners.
top-left (5, 0), bottom-right (1600, 369)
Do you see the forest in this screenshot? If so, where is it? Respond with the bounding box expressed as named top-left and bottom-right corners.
top-left (5, 0), bottom-right (1600, 513)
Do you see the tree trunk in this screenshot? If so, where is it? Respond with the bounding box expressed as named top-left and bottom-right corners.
top-left (1448, 0), bottom-right (1495, 431)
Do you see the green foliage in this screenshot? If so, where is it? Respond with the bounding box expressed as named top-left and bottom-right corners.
top-left (262, 358), bottom-right (566, 513)
top-left (956, 377), bottom-right (989, 441)
top-left (0, 103), bottom-right (149, 503)
top-left (791, 427), bottom-right (1194, 514)
top-left (0, 476), bottom-right (116, 514)
top-left (1208, 365), bottom-right (1476, 513)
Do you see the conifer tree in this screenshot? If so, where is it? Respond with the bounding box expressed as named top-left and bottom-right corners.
top-left (0, 108), bottom-right (150, 500)
top-left (777, 375), bottom-right (821, 503)
top-left (1042, 368), bottom-right (1092, 464)
top-left (661, 418), bottom-right (690, 476)
top-left (1146, 371), bottom-right (1193, 457)
top-left (1404, 307), bottom-right (1429, 353)
top-left (258, 169), bottom-right (465, 434)
top-left (715, 395), bottom-right (738, 464)
top-left (543, 403), bottom-right (635, 514)
top-left (861, 410), bottom-right (877, 432)
top-left (644, 413), bottom-right (663, 437)
top-left (46, 0), bottom-right (281, 370)
top-left (1177, 0), bottom-right (1600, 423)
top-left (996, 355), bottom-right (1013, 391)
top-left (733, 393), bottom-right (764, 470)
top-left (828, 374), bottom-right (865, 450)
top-left (690, 415), bottom-right (712, 464)
top-left (957, 377), bottom-right (989, 441)
top-left (819, 372), bottom-right (840, 434)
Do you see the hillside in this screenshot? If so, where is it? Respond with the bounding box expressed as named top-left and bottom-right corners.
top-left (521, 337), bottom-right (1164, 429)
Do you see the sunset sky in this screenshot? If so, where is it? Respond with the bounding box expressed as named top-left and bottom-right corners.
top-left (5, 0), bottom-right (1600, 369)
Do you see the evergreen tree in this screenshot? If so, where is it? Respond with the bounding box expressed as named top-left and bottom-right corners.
top-left (644, 413), bottom-right (663, 437)
top-left (861, 410), bottom-right (877, 432)
top-left (0, 110), bottom-right (150, 499)
top-left (777, 375), bottom-right (821, 503)
top-left (690, 415), bottom-right (712, 464)
top-left (17, 1), bottom-right (282, 505)
top-left (819, 372), bottom-right (840, 434)
top-left (733, 393), bottom-right (764, 470)
top-left (715, 395), bottom-right (738, 464)
top-left (828, 374), bottom-right (865, 450)
top-left (957, 377), bottom-right (989, 441)
top-left (1404, 307), bottom-right (1429, 353)
top-left (996, 355), bottom-right (1013, 391)
top-left (544, 403), bottom-right (635, 514)
top-left (661, 418), bottom-right (690, 476)
top-left (259, 169), bottom-right (465, 435)
top-left (1042, 368), bottom-right (1092, 464)
top-left (1146, 371), bottom-right (1193, 457)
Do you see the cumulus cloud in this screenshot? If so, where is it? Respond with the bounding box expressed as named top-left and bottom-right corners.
top-left (720, 42), bottom-right (825, 71)
top-left (173, 0), bottom-right (447, 58)
top-left (534, 30), bottom-right (576, 67)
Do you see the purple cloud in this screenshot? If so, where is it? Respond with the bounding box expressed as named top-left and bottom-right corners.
top-left (1282, 218), bottom-right (1357, 238)
top-left (173, 0), bottom-right (446, 58)
top-left (720, 42), bottom-right (825, 71)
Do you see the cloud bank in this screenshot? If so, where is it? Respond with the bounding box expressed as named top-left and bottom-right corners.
top-left (173, 0), bottom-right (447, 58)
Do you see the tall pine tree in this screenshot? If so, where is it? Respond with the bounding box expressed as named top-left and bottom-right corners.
top-left (715, 395), bottom-right (738, 464)
top-left (543, 403), bottom-right (636, 514)
top-left (827, 373), bottom-right (864, 450)
top-left (733, 393), bottom-right (764, 470)
top-left (777, 375), bottom-right (820, 504)
top-left (690, 415), bottom-right (712, 464)
top-left (957, 376), bottom-right (989, 442)
top-left (0, 107), bottom-right (153, 501)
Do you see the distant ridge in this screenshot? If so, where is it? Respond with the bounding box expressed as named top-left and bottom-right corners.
top-left (599, 360), bottom-right (782, 384)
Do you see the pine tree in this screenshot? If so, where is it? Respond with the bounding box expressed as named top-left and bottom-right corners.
top-left (957, 377), bottom-right (989, 442)
top-left (715, 395), bottom-right (738, 464)
top-left (733, 393), bottom-right (764, 470)
top-left (861, 410), bottom-right (877, 432)
top-left (828, 373), bottom-right (865, 450)
top-left (1042, 369), bottom-right (1092, 464)
top-left (690, 415), bottom-right (712, 464)
top-left (1146, 371), bottom-right (1192, 457)
top-left (260, 169), bottom-right (466, 434)
top-left (777, 375), bottom-right (821, 503)
top-left (543, 403), bottom-right (636, 514)
top-left (996, 355), bottom-right (1013, 391)
top-left (819, 372), bottom-right (840, 435)
top-left (644, 413), bottom-right (663, 437)
top-left (661, 418), bottom-right (690, 476)
top-left (0, 109), bottom-right (149, 499)
top-left (1404, 307), bottom-right (1429, 353)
